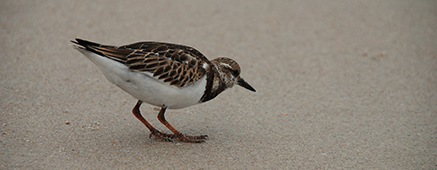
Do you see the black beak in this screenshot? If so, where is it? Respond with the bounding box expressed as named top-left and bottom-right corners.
top-left (238, 78), bottom-right (256, 92)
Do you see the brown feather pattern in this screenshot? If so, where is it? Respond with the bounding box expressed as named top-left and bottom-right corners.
top-left (87, 42), bottom-right (208, 87)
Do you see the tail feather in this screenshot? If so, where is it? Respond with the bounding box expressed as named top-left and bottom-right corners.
top-left (74, 38), bottom-right (102, 47)
top-left (71, 38), bottom-right (103, 53)
top-left (71, 38), bottom-right (127, 63)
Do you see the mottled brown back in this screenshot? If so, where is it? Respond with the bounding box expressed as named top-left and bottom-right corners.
top-left (74, 39), bottom-right (209, 87)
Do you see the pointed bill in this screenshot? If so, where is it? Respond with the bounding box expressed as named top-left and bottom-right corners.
top-left (238, 78), bottom-right (256, 92)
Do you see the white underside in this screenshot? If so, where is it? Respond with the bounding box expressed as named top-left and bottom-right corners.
top-left (76, 48), bottom-right (206, 109)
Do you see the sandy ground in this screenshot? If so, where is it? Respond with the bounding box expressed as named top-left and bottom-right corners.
top-left (1, 0), bottom-right (436, 169)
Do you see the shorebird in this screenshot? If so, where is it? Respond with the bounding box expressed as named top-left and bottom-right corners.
top-left (71, 38), bottom-right (255, 143)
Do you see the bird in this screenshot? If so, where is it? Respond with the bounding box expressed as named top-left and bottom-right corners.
top-left (71, 38), bottom-right (256, 143)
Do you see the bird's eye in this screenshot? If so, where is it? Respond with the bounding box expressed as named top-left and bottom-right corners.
top-left (232, 69), bottom-right (240, 76)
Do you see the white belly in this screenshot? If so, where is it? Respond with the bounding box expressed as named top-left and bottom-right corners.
top-left (77, 49), bottom-right (206, 109)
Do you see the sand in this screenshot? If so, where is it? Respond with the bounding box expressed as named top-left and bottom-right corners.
top-left (1, 0), bottom-right (436, 169)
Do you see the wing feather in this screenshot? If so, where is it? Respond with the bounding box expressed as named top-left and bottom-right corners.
top-left (72, 38), bottom-right (208, 87)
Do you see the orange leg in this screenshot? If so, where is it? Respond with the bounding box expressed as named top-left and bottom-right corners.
top-left (132, 100), bottom-right (174, 141)
top-left (157, 107), bottom-right (208, 143)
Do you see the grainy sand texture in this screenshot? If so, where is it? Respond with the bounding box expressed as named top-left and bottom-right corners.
top-left (1, 0), bottom-right (436, 169)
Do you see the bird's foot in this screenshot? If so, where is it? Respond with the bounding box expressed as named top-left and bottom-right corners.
top-left (149, 130), bottom-right (208, 143)
top-left (149, 130), bottom-right (176, 142)
top-left (175, 134), bottom-right (208, 143)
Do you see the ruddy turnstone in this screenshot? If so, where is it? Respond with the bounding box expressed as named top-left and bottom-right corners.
top-left (71, 38), bottom-right (256, 143)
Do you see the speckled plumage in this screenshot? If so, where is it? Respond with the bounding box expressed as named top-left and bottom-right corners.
top-left (71, 38), bottom-right (255, 143)
top-left (74, 39), bottom-right (207, 87)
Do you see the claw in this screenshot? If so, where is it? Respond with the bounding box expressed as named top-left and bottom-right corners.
top-left (149, 130), bottom-right (176, 142)
top-left (175, 134), bottom-right (208, 143)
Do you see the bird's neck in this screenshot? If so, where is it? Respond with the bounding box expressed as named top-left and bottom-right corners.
top-left (199, 63), bottom-right (229, 103)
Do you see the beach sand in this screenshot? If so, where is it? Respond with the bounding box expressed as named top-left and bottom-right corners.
top-left (1, 0), bottom-right (436, 169)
